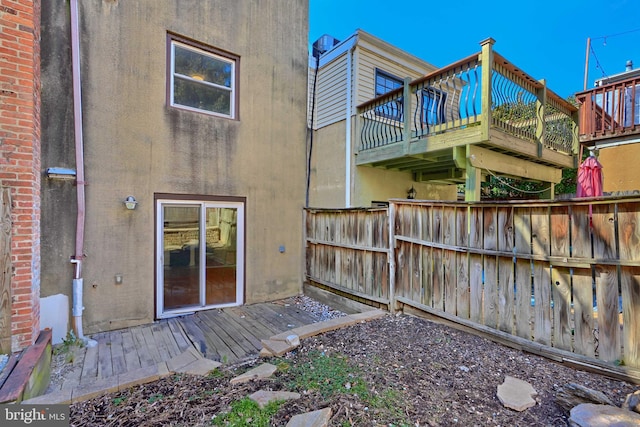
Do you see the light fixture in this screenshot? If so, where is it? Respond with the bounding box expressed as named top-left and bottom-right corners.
top-left (124, 196), bottom-right (138, 210)
top-left (407, 186), bottom-right (417, 199)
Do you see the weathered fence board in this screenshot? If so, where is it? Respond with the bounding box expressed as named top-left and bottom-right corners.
top-left (0, 189), bottom-right (11, 354)
top-left (572, 267), bottom-right (595, 358)
top-left (305, 196), bottom-right (640, 377)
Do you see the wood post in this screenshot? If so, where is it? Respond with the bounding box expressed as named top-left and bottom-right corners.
top-left (479, 38), bottom-right (495, 143)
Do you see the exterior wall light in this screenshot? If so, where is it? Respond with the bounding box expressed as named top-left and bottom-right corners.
top-left (124, 196), bottom-right (138, 210)
top-left (407, 186), bottom-right (416, 199)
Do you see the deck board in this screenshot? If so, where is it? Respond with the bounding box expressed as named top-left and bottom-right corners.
top-left (66, 300), bottom-right (332, 392)
top-left (198, 311), bottom-right (256, 357)
top-left (109, 330), bottom-right (127, 375)
top-left (120, 329), bottom-right (142, 371)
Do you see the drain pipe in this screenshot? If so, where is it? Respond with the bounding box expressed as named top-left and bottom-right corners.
top-left (70, 0), bottom-right (96, 347)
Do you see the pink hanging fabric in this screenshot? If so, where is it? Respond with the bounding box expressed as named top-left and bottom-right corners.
top-left (576, 155), bottom-right (603, 198)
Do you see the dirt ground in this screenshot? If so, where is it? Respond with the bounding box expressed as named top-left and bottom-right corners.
top-left (68, 311), bottom-right (638, 426)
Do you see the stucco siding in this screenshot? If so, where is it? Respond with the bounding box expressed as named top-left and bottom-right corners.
top-left (309, 122), bottom-right (347, 208)
top-left (41, 1), bottom-right (309, 333)
top-left (599, 144), bottom-right (640, 193)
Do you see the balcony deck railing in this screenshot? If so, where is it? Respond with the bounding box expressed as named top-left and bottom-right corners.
top-left (576, 77), bottom-right (640, 145)
top-left (357, 40), bottom-right (578, 157)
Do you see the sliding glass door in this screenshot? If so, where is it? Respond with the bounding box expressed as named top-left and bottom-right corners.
top-left (156, 199), bottom-right (244, 318)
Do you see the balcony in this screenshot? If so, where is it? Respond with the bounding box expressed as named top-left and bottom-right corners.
top-left (355, 39), bottom-right (578, 198)
top-left (576, 75), bottom-right (640, 148)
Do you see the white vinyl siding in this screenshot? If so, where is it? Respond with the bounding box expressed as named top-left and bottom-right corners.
top-left (315, 52), bottom-right (348, 129)
top-left (354, 47), bottom-right (432, 108)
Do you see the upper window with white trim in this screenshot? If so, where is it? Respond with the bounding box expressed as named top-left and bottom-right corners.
top-left (168, 36), bottom-right (238, 118)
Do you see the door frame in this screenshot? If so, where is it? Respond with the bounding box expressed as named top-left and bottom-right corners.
top-left (155, 194), bottom-right (245, 319)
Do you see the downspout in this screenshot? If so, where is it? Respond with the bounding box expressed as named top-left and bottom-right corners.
top-left (70, 0), bottom-right (96, 347)
top-left (305, 55), bottom-right (320, 208)
top-left (345, 41), bottom-right (356, 208)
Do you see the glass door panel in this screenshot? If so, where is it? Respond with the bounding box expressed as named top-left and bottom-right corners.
top-left (205, 207), bottom-right (237, 305)
top-left (162, 205), bottom-right (201, 310)
top-left (157, 199), bottom-right (244, 318)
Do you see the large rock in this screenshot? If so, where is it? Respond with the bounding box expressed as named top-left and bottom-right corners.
top-left (556, 383), bottom-right (615, 411)
top-left (286, 407), bottom-right (332, 427)
top-left (496, 376), bottom-right (537, 411)
top-left (569, 403), bottom-right (640, 426)
top-left (622, 390), bottom-right (640, 414)
top-left (230, 363), bottom-right (277, 385)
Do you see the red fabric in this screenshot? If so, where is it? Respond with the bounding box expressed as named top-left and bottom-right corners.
top-left (576, 156), bottom-right (603, 198)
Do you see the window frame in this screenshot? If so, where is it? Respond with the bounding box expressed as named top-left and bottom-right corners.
top-left (374, 69), bottom-right (404, 121)
top-left (375, 68), bottom-right (403, 97)
top-left (167, 33), bottom-right (240, 119)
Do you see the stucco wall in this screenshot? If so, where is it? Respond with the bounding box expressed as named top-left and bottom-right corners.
top-left (309, 121), bottom-right (348, 208)
top-left (599, 144), bottom-right (640, 194)
top-left (309, 122), bottom-right (457, 208)
top-left (354, 168), bottom-right (457, 206)
top-left (41, 1), bottom-right (308, 333)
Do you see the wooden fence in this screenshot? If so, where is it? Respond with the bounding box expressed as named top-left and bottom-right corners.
top-left (305, 197), bottom-right (640, 378)
top-left (0, 188), bottom-right (11, 354)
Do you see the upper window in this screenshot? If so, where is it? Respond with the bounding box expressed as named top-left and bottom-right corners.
top-left (169, 36), bottom-right (238, 118)
top-left (375, 69), bottom-right (403, 97)
top-left (375, 69), bottom-right (404, 120)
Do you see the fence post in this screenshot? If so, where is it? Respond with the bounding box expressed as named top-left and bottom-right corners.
top-left (402, 77), bottom-right (412, 155)
top-left (479, 38), bottom-right (495, 143)
top-left (536, 79), bottom-right (547, 158)
top-left (388, 202), bottom-right (397, 313)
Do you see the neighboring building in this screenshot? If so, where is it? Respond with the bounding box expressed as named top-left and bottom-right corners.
top-left (308, 30), bottom-right (457, 207)
top-left (576, 60), bottom-right (640, 194)
top-left (40, 1), bottom-right (309, 341)
top-left (0, 0), bottom-right (41, 352)
top-left (309, 31), bottom-right (577, 206)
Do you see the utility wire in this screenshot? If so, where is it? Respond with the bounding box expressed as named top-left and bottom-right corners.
top-left (589, 44), bottom-right (608, 79)
top-left (485, 168), bottom-right (552, 195)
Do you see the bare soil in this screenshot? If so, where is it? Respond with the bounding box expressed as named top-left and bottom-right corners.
top-left (69, 313), bottom-right (638, 426)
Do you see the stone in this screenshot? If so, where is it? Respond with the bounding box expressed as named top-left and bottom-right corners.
top-left (569, 403), bottom-right (640, 427)
top-left (622, 390), bottom-right (640, 414)
top-left (556, 383), bottom-right (614, 411)
top-left (285, 334), bottom-right (300, 346)
top-left (259, 348), bottom-right (273, 358)
top-left (496, 376), bottom-right (537, 411)
top-left (249, 390), bottom-right (300, 409)
top-left (230, 363), bottom-right (277, 385)
top-left (286, 407), bottom-right (332, 427)
top-left (261, 339), bottom-right (296, 357)
top-left (175, 358), bottom-right (222, 376)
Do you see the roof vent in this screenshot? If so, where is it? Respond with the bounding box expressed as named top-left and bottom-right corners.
top-left (626, 60), bottom-right (633, 72)
top-left (312, 34), bottom-right (340, 59)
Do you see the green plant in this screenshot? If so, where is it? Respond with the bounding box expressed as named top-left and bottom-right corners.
top-left (147, 393), bottom-right (164, 403)
top-left (112, 396), bottom-right (127, 406)
top-left (207, 368), bottom-right (224, 378)
top-left (211, 397), bottom-right (282, 426)
top-left (53, 330), bottom-right (84, 363)
top-left (286, 351), bottom-right (369, 399)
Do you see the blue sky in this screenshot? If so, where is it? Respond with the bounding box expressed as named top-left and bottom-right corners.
top-left (309, 0), bottom-right (640, 99)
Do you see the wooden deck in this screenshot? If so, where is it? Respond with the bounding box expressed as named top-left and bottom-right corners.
top-left (57, 300), bottom-right (323, 389)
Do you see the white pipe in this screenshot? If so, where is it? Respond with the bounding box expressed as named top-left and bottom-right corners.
top-left (70, 0), bottom-right (96, 347)
top-left (345, 40), bottom-right (356, 208)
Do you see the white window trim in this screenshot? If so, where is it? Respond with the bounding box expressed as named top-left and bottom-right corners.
top-left (169, 40), bottom-right (237, 119)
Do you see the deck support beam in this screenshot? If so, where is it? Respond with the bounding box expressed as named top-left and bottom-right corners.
top-left (454, 146), bottom-right (481, 201)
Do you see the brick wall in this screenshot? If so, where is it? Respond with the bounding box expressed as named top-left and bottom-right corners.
top-left (0, 0), bottom-right (41, 351)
